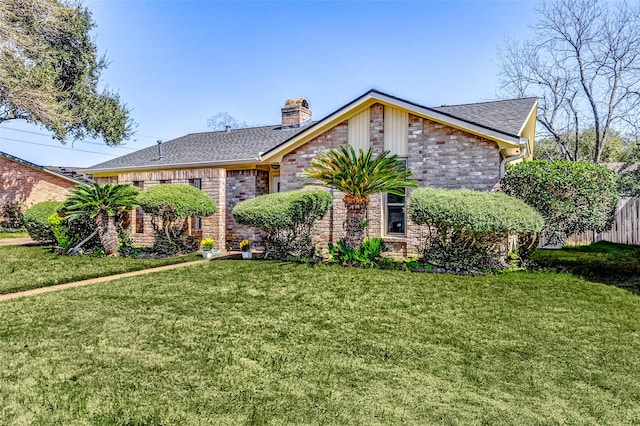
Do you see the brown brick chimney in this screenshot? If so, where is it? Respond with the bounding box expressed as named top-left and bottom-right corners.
top-left (281, 98), bottom-right (311, 128)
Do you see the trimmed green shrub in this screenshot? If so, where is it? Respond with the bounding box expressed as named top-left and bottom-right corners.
top-left (408, 188), bottom-right (544, 271)
top-left (137, 184), bottom-right (217, 254)
top-left (500, 161), bottom-right (618, 245)
top-left (232, 190), bottom-right (333, 260)
top-left (23, 201), bottom-right (64, 242)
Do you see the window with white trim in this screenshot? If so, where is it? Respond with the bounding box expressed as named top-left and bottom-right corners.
top-left (385, 159), bottom-right (407, 235)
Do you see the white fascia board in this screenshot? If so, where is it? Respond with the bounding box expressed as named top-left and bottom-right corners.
top-left (516, 99), bottom-right (538, 137)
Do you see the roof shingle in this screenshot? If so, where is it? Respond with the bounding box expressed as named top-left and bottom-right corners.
top-left (86, 124), bottom-right (311, 171)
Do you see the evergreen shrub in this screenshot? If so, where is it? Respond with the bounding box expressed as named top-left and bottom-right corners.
top-left (23, 201), bottom-right (63, 242)
top-left (232, 190), bottom-right (332, 260)
top-left (500, 161), bottom-right (618, 245)
top-left (137, 184), bottom-right (217, 254)
top-left (408, 187), bottom-right (544, 271)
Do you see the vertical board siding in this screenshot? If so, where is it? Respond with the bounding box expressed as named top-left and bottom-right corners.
top-left (384, 106), bottom-right (408, 155)
top-left (348, 109), bottom-right (370, 152)
top-left (564, 197), bottom-right (640, 245)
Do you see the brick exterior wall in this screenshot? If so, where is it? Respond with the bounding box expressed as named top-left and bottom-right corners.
top-left (90, 104), bottom-right (504, 258)
top-left (275, 105), bottom-right (503, 257)
top-left (407, 114), bottom-right (501, 190)
top-left (225, 169), bottom-right (269, 249)
top-left (0, 157), bottom-right (77, 210)
top-left (103, 168), bottom-right (226, 248)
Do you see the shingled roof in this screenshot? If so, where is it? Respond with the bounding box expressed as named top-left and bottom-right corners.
top-left (432, 97), bottom-right (538, 138)
top-left (85, 90), bottom-right (537, 173)
top-left (86, 124), bottom-right (312, 172)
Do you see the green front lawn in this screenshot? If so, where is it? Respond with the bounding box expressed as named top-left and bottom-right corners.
top-left (0, 231), bottom-right (29, 239)
top-left (1, 260), bottom-right (638, 424)
top-left (532, 241), bottom-right (640, 294)
top-left (0, 245), bottom-right (200, 295)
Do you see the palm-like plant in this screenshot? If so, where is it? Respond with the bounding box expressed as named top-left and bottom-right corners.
top-left (63, 183), bottom-right (139, 256)
top-left (304, 146), bottom-right (417, 248)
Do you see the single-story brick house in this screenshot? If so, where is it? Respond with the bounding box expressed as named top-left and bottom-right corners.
top-left (83, 89), bottom-right (537, 255)
top-left (0, 151), bottom-right (93, 212)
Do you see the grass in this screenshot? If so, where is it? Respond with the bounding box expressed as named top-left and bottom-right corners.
top-left (0, 260), bottom-right (639, 424)
top-left (0, 231), bottom-right (29, 239)
top-left (532, 241), bottom-right (640, 294)
top-left (0, 245), bottom-right (200, 295)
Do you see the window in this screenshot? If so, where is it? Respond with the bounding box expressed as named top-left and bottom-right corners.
top-left (386, 192), bottom-right (406, 234)
top-left (159, 179), bottom-right (171, 184)
top-left (132, 181), bottom-right (144, 233)
top-left (188, 178), bottom-right (202, 232)
top-left (385, 159), bottom-right (407, 235)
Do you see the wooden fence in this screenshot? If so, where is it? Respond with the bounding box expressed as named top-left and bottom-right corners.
top-left (564, 197), bottom-right (640, 246)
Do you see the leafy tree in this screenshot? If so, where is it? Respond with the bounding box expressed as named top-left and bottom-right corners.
top-left (500, 161), bottom-right (618, 245)
top-left (137, 184), bottom-right (216, 254)
top-left (62, 183), bottom-right (139, 256)
top-left (0, 0), bottom-right (133, 145)
top-left (500, 0), bottom-right (640, 163)
top-left (304, 146), bottom-right (417, 249)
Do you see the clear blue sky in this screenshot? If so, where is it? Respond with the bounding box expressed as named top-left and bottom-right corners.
top-left (0, 0), bottom-right (536, 168)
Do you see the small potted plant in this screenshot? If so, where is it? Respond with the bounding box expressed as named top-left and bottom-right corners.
top-left (200, 238), bottom-right (216, 259)
top-left (240, 239), bottom-right (252, 259)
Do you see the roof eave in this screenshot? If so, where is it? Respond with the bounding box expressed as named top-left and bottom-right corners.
top-left (80, 157), bottom-right (260, 175)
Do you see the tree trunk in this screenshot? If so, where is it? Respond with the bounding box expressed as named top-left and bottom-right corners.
top-left (343, 194), bottom-right (369, 249)
top-left (96, 212), bottom-right (120, 256)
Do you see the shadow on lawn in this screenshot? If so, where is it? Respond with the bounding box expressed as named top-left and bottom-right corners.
top-left (531, 241), bottom-right (640, 295)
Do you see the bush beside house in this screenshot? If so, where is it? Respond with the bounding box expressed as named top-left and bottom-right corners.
top-left (232, 190), bottom-right (332, 260)
top-left (500, 161), bottom-right (618, 246)
top-left (408, 188), bottom-right (544, 271)
top-left (23, 201), bottom-right (64, 242)
top-left (137, 184), bottom-right (217, 254)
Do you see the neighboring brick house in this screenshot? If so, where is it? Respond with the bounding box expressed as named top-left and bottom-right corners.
top-left (83, 90), bottom-right (537, 255)
top-left (0, 151), bottom-right (92, 212)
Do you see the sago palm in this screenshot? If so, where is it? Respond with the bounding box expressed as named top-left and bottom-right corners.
top-left (63, 182), bottom-right (139, 256)
top-left (304, 146), bottom-right (417, 248)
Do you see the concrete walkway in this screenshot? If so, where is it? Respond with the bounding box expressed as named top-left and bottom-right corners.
top-left (0, 258), bottom-right (212, 302)
top-left (0, 237), bottom-right (36, 246)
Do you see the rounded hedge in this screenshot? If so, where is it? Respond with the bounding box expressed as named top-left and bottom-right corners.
top-left (23, 201), bottom-right (64, 242)
top-left (232, 190), bottom-right (333, 229)
top-left (408, 188), bottom-right (544, 234)
top-left (137, 184), bottom-right (217, 220)
top-left (500, 161), bottom-right (618, 236)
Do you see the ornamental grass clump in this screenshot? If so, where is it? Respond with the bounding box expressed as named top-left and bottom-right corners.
top-left (232, 190), bottom-right (332, 260)
top-left (137, 184), bottom-right (217, 255)
top-left (408, 187), bottom-right (544, 271)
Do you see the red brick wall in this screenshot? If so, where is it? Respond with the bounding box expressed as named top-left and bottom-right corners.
top-left (225, 169), bottom-right (269, 249)
top-left (111, 168), bottom-right (226, 248)
top-left (0, 157), bottom-right (76, 210)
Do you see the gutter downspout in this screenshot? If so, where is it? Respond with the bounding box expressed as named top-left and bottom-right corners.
top-left (499, 137), bottom-right (529, 178)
